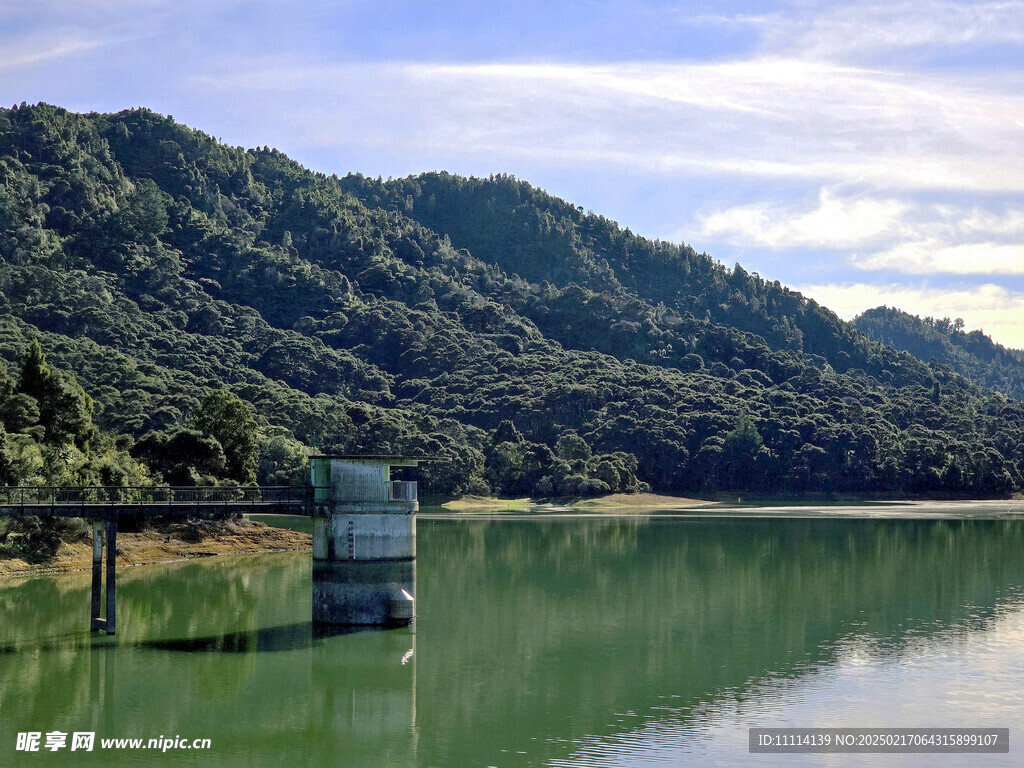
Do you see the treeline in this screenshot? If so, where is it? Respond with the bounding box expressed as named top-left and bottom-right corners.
top-left (0, 339), bottom-right (134, 560)
top-left (0, 340), bottom-right (299, 559)
top-left (853, 307), bottom-right (1024, 401)
top-left (1, 102), bottom-right (1023, 499)
top-left (0, 340), bottom-right (122, 488)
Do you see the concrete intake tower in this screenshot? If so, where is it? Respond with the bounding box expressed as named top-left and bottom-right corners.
top-left (311, 455), bottom-right (435, 626)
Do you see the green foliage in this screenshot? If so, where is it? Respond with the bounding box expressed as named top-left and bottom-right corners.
top-left (854, 307), bottom-right (1024, 400)
top-left (130, 428), bottom-right (226, 485)
top-left (721, 413), bottom-right (767, 491)
top-left (257, 433), bottom-right (308, 486)
top-left (15, 340), bottom-right (95, 450)
top-left (0, 103), bottom-right (1022, 500)
top-left (1, 392), bottom-right (39, 432)
top-left (556, 433), bottom-right (592, 462)
top-left (0, 426), bottom-right (15, 485)
top-left (17, 340), bottom-right (50, 396)
top-left (0, 516), bottom-right (90, 563)
top-left (188, 390), bottom-right (260, 483)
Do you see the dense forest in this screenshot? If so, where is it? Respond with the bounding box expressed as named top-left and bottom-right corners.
top-left (853, 306), bottom-right (1024, 401)
top-left (1, 102), bottom-right (1023, 502)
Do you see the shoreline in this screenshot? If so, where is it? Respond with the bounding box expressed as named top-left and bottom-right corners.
top-left (0, 519), bottom-right (312, 579)
top-left (428, 491), bottom-right (1024, 515)
top-left (430, 492), bottom-right (717, 513)
top-left (6, 493), bottom-right (1024, 577)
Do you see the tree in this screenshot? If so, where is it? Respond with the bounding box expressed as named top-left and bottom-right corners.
top-left (556, 433), bottom-right (592, 462)
top-left (0, 426), bottom-right (16, 485)
top-left (131, 428), bottom-right (227, 485)
top-left (17, 341), bottom-right (95, 450)
top-left (491, 419), bottom-right (524, 445)
top-left (722, 413), bottom-right (766, 490)
top-left (17, 340), bottom-right (51, 400)
top-left (38, 373), bottom-right (95, 450)
top-left (188, 390), bottom-right (260, 483)
top-left (1, 393), bottom-right (39, 433)
top-left (485, 441), bottom-right (526, 494)
top-left (257, 434), bottom-right (307, 486)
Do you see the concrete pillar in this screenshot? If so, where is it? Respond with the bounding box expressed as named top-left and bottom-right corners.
top-left (91, 522), bottom-right (105, 632)
top-left (311, 457), bottom-right (419, 627)
top-left (313, 559), bottom-right (416, 626)
top-left (89, 518), bottom-right (117, 635)
top-left (105, 520), bottom-right (117, 635)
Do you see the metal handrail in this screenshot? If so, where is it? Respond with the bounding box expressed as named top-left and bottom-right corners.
top-left (0, 486), bottom-right (312, 507)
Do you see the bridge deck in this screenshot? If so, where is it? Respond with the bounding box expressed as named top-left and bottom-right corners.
top-left (0, 486), bottom-right (313, 519)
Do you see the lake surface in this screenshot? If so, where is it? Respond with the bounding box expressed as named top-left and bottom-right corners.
top-left (3, 509), bottom-right (1024, 766)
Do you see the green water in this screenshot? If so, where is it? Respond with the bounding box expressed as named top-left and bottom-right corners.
top-left (3, 514), bottom-right (1024, 767)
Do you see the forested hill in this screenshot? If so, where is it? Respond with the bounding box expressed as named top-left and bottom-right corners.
top-left (1, 103), bottom-right (1022, 499)
top-left (853, 307), bottom-right (1024, 401)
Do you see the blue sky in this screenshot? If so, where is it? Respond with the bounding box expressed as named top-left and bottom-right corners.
top-left (4, 0), bottom-right (1024, 345)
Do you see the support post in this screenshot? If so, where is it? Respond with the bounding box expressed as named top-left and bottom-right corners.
top-left (105, 519), bottom-right (117, 635)
top-left (90, 521), bottom-right (105, 632)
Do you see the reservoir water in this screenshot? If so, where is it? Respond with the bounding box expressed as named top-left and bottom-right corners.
top-left (3, 508), bottom-right (1024, 766)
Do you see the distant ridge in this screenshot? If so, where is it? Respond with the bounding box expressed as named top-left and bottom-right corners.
top-left (854, 307), bottom-right (1024, 401)
top-left (0, 102), bottom-right (1022, 498)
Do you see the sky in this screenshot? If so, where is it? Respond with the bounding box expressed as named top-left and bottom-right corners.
top-left (3, 0), bottom-right (1024, 346)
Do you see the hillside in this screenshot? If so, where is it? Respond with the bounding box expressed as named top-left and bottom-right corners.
top-left (853, 307), bottom-right (1024, 401)
top-left (1, 103), bottom-right (1023, 498)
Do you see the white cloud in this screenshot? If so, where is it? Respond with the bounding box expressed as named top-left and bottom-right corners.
top-left (857, 241), bottom-right (1024, 274)
top-left (694, 190), bottom-right (1024, 276)
top-left (683, 1), bottom-right (1024, 63)
top-left (187, 57), bottom-right (1024, 196)
top-left (0, 31), bottom-right (119, 70)
top-left (778, 1), bottom-right (1024, 61)
top-left (697, 189), bottom-right (910, 249)
top-left (796, 282), bottom-right (1024, 348)
top-left (6, 0), bottom-right (1024, 348)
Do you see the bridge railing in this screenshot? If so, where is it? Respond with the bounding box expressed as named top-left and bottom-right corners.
top-left (0, 486), bottom-right (311, 508)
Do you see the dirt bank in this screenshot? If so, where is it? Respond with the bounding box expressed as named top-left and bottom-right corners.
top-left (0, 518), bottom-right (311, 578)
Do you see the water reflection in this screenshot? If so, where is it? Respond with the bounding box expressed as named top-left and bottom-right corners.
top-left (414, 517), bottom-right (1024, 767)
top-left (0, 518), bottom-right (1023, 766)
top-left (549, 603), bottom-right (1024, 767)
top-left (139, 623), bottom-right (359, 653)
